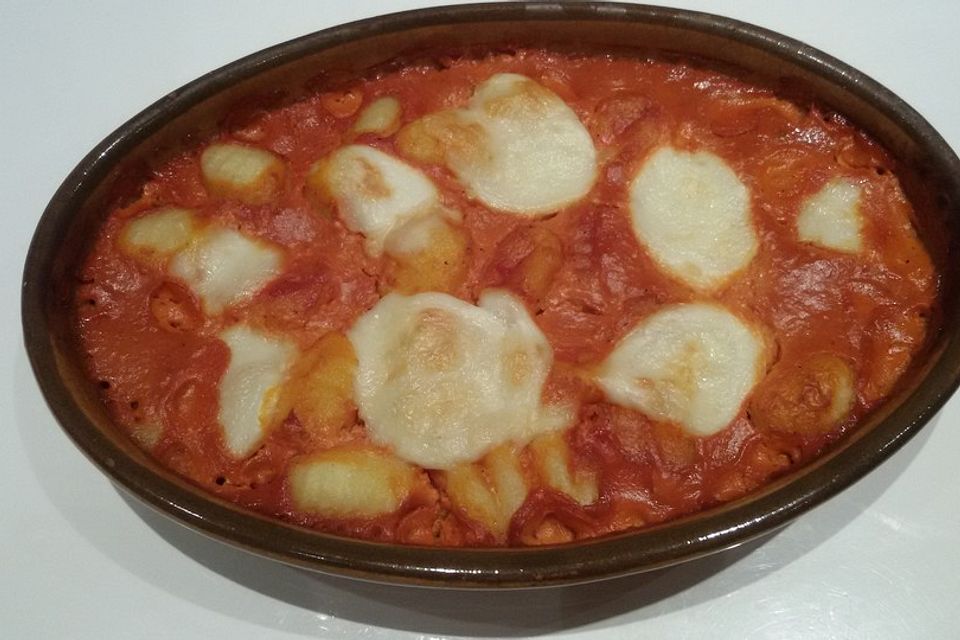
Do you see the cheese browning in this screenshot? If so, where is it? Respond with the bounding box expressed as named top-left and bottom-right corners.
top-left (398, 73), bottom-right (597, 215)
top-left (597, 303), bottom-right (768, 436)
top-left (348, 289), bottom-right (572, 469)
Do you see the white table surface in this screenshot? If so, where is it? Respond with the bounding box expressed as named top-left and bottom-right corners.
top-left (3, 1), bottom-right (958, 638)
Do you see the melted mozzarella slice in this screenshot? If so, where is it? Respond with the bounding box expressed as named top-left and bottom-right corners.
top-left (288, 447), bottom-right (418, 517)
top-left (629, 147), bottom-right (757, 291)
top-left (597, 303), bottom-right (766, 437)
top-left (169, 227), bottom-right (282, 314)
top-left (348, 289), bottom-right (571, 469)
top-left (119, 207), bottom-right (196, 259)
top-left (218, 325), bottom-right (297, 458)
top-left (398, 73), bottom-right (597, 216)
top-left (309, 145), bottom-right (442, 256)
top-left (797, 178), bottom-right (864, 253)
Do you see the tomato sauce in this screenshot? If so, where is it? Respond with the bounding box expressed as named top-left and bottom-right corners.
top-left (75, 49), bottom-right (937, 546)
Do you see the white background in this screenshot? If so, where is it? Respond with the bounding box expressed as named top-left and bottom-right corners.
top-left (3, 1), bottom-right (959, 638)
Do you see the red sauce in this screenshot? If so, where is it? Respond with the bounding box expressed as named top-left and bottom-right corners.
top-left (75, 49), bottom-right (937, 546)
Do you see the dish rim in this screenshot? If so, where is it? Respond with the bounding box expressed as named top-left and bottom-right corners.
top-left (21, 1), bottom-right (960, 588)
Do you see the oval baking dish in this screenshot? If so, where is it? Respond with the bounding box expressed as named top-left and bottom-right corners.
top-left (22, 2), bottom-right (960, 587)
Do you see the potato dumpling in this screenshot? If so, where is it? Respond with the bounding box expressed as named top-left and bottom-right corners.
top-left (382, 215), bottom-right (469, 294)
top-left (590, 93), bottom-right (657, 145)
top-left (288, 447), bottom-right (418, 517)
top-left (530, 431), bottom-right (598, 506)
top-left (524, 517), bottom-right (576, 546)
top-left (710, 441), bottom-right (794, 503)
top-left (396, 110), bottom-right (486, 167)
top-left (510, 228), bottom-right (563, 305)
top-left (651, 421), bottom-right (699, 469)
top-left (200, 142), bottom-right (285, 205)
top-left (119, 207), bottom-right (196, 261)
top-left (488, 225), bottom-right (563, 306)
top-left (861, 307), bottom-right (927, 405)
top-left (750, 352), bottom-right (856, 435)
top-left (442, 445), bottom-right (528, 540)
top-left (320, 89), bottom-right (363, 119)
top-left (148, 281), bottom-right (202, 332)
top-left (353, 96), bottom-right (402, 137)
top-left (273, 332), bottom-right (357, 440)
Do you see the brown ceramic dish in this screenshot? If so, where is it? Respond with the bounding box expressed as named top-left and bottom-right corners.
top-left (21, 2), bottom-right (960, 588)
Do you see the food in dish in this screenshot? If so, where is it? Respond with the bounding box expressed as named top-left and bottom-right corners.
top-left (74, 49), bottom-right (936, 546)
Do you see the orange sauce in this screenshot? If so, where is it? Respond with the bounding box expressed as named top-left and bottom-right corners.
top-left (75, 49), bottom-right (936, 546)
